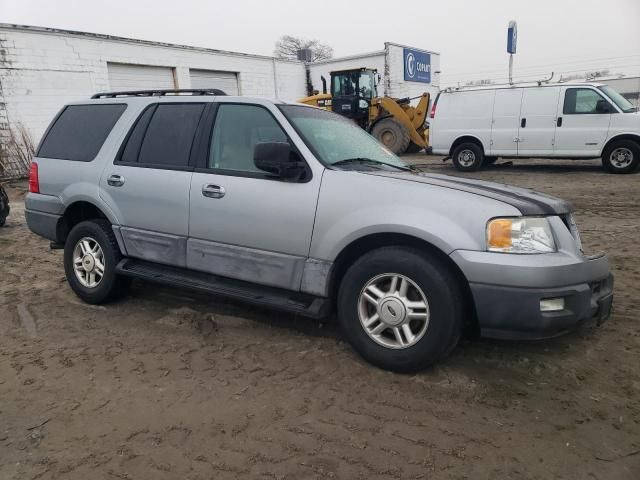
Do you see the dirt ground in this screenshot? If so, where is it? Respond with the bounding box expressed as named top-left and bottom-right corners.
top-left (1, 156), bottom-right (639, 480)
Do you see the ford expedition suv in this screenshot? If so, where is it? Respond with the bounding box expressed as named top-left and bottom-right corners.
top-left (25, 90), bottom-right (614, 372)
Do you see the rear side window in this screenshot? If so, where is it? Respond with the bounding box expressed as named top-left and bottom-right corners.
top-left (37, 104), bottom-right (126, 161)
top-left (137, 103), bottom-right (205, 167)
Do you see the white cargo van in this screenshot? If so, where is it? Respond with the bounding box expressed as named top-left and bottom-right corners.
top-left (429, 82), bottom-right (639, 173)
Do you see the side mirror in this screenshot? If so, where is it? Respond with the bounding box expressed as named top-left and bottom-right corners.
top-left (596, 99), bottom-right (612, 114)
top-left (254, 142), bottom-right (305, 180)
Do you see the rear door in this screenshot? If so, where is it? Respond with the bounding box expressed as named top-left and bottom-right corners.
top-left (489, 88), bottom-right (523, 156)
top-left (187, 102), bottom-right (321, 291)
top-left (99, 101), bottom-right (206, 267)
top-left (517, 86), bottom-right (560, 156)
top-left (554, 87), bottom-right (613, 156)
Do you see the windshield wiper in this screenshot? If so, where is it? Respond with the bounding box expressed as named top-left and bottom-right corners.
top-left (332, 157), bottom-right (412, 171)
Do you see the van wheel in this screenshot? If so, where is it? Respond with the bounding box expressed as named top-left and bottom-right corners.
top-left (371, 118), bottom-right (411, 155)
top-left (602, 140), bottom-right (640, 174)
top-left (452, 142), bottom-right (484, 171)
top-left (64, 219), bottom-right (130, 304)
top-left (337, 247), bottom-right (463, 373)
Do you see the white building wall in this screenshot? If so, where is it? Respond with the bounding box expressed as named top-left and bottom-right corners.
top-left (0, 24), bottom-right (307, 178)
top-left (384, 43), bottom-right (440, 101)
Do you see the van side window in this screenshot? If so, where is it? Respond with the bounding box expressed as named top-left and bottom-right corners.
top-left (137, 103), bottom-right (205, 167)
top-left (208, 104), bottom-right (288, 173)
top-left (563, 88), bottom-right (608, 115)
top-left (37, 104), bottom-right (126, 161)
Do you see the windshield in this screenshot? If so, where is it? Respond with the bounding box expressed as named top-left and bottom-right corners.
top-left (599, 85), bottom-right (636, 113)
top-left (279, 105), bottom-right (409, 170)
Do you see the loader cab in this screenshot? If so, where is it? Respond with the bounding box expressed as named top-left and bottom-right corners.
top-left (330, 68), bottom-right (378, 126)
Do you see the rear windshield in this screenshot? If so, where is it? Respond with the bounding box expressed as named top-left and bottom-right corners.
top-left (37, 104), bottom-right (126, 161)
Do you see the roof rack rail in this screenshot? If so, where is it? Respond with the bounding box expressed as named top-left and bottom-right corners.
top-left (91, 89), bottom-right (227, 99)
top-left (444, 72), bottom-right (557, 92)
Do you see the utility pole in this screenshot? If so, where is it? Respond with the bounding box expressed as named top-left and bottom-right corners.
top-left (507, 20), bottom-right (517, 85)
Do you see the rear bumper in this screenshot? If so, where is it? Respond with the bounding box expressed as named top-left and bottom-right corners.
top-left (470, 275), bottom-right (614, 340)
top-left (25, 209), bottom-right (61, 242)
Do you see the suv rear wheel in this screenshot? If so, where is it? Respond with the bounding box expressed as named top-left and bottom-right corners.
top-left (64, 220), bottom-right (130, 304)
top-left (452, 142), bottom-right (484, 171)
top-left (337, 247), bottom-right (463, 372)
top-left (602, 140), bottom-right (640, 174)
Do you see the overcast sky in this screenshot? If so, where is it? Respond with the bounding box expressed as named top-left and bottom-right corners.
top-left (2, 0), bottom-right (639, 85)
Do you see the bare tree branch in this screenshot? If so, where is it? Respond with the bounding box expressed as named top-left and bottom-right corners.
top-left (274, 35), bottom-right (333, 62)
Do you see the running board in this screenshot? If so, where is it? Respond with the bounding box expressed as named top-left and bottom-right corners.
top-left (116, 258), bottom-right (330, 319)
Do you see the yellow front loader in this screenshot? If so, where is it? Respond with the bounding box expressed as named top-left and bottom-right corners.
top-left (298, 67), bottom-right (429, 155)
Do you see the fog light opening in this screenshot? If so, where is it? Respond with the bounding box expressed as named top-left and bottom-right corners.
top-left (540, 297), bottom-right (565, 312)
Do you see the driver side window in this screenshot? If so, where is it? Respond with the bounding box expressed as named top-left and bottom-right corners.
top-left (563, 88), bottom-right (610, 115)
top-left (209, 104), bottom-right (288, 172)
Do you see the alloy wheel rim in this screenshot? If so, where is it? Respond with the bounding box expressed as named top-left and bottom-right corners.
top-left (358, 273), bottom-right (430, 349)
top-left (458, 149), bottom-right (476, 167)
top-left (610, 147), bottom-right (633, 169)
top-left (72, 236), bottom-right (105, 288)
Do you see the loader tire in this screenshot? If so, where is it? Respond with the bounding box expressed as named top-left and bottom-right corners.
top-left (371, 118), bottom-right (411, 155)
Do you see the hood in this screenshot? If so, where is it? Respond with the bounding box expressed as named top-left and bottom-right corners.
top-left (364, 171), bottom-right (572, 216)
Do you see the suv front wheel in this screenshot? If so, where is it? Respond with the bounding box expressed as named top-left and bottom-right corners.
top-left (64, 220), bottom-right (130, 304)
top-left (337, 247), bottom-right (463, 372)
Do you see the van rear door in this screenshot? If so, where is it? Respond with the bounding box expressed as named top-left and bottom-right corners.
top-left (517, 86), bottom-right (560, 156)
top-left (489, 88), bottom-right (523, 156)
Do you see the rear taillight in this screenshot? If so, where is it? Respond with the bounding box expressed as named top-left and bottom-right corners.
top-left (29, 162), bottom-right (39, 193)
top-left (430, 103), bottom-right (437, 119)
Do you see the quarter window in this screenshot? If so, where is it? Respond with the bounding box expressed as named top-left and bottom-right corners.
top-left (37, 104), bottom-right (126, 161)
top-left (563, 88), bottom-right (610, 115)
top-left (208, 104), bottom-right (288, 172)
top-left (137, 103), bottom-right (205, 167)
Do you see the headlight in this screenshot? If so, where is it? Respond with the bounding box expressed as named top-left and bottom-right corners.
top-left (487, 217), bottom-right (556, 254)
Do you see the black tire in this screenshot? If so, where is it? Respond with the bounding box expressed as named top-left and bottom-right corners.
top-left (405, 142), bottom-right (423, 154)
top-left (371, 118), bottom-right (411, 155)
top-left (601, 140), bottom-right (640, 174)
top-left (64, 219), bottom-right (130, 304)
top-left (451, 142), bottom-right (484, 171)
top-left (0, 215), bottom-right (6, 227)
top-left (337, 247), bottom-right (463, 373)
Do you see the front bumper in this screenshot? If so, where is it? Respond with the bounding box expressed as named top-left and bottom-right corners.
top-left (451, 249), bottom-right (613, 340)
top-left (470, 275), bottom-right (613, 340)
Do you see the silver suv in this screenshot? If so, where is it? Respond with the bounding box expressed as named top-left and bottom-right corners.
top-left (25, 90), bottom-right (613, 372)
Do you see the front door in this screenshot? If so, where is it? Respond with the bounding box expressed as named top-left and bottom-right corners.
top-left (489, 88), bottom-right (523, 156)
top-left (517, 87), bottom-right (560, 156)
top-left (554, 87), bottom-right (612, 156)
top-left (99, 102), bottom-right (206, 266)
top-left (188, 102), bottom-right (322, 291)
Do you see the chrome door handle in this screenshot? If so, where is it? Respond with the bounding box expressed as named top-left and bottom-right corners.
top-left (202, 184), bottom-right (225, 199)
top-left (107, 174), bottom-right (125, 187)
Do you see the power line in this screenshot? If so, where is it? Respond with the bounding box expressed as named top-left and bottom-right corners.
top-left (440, 54), bottom-right (640, 79)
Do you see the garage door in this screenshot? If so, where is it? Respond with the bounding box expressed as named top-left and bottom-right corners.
top-left (107, 63), bottom-right (175, 91)
top-left (189, 69), bottom-right (238, 95)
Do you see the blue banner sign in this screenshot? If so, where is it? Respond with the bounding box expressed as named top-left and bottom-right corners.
top-left (403, 48), bottom-right (431, 83)
top-left (507, 20), bottom-right (518, 54)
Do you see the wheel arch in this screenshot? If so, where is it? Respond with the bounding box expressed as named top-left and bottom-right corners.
top-left (601, 133), bottom-right (640, 155)
top-left (449, 135), bottom-right (486, 157)
top-left (328, 232), bottom-right (478, 334)
top-left (57, 200), bottom-right (112, 243)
